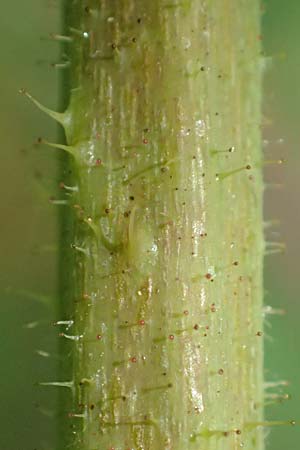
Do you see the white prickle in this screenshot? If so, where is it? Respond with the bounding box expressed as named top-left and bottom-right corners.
top-left (59, 333), bottom-right (83, 341)
top-left (39, 380), bottom-right (74, 392)
top-left (36, 350), bottom-right (51, 358)
top-left (19, 89), bottom-right (71, 129)
top-left (53, 320), bottom-right (74, 330)
top-left (263, 306), bottom-right (286, 316)
top-left (264, 380), bottom-right (289, 389)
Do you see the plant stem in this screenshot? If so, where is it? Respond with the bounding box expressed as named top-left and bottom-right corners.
top-left (59, 1), bottom-right (264, 449)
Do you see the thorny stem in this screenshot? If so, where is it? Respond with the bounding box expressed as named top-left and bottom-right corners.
top-left (57, 1), bottom-right (265, 449)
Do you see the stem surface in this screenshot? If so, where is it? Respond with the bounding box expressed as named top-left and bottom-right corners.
top-left (60, 1), bottom-right (264, 449)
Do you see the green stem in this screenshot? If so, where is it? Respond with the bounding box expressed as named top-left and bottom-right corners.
top-left (59, 1), bottom-right (264, 449)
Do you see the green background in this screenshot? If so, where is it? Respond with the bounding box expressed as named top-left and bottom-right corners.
top-left (0, 1), bottom-right (299, 449)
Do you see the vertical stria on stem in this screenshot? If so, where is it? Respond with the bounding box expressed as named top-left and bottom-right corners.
top-left (60, 1), bottom-right (264, 449)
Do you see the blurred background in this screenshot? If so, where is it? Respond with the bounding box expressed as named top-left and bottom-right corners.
top-left (0, 2), bottom-right (61, 449)
top-left (0, 1), bottom-right (299, 449)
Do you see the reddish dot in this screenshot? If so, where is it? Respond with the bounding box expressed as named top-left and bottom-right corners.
top-left (205, 273), bottom-right (212, 280)
top-left (130, 356), bottom-right (137, 363)
top-left (168, 334), bottom-right (174, 341)
top-left (143, 138), bottom-right (148, 144)
top-left (96, 334), bottom-right (102, 340)
top-left (139, 319), bottom-right (145, 326)
top-left (95, 158), bottom-right (102, 166)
